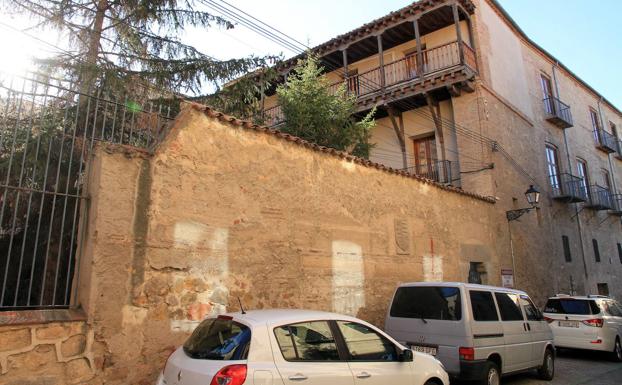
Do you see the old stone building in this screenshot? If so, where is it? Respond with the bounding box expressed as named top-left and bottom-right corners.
top-left (262, 0), bottom-right (622, 299)
top-left (0, 0), bottom-right (620, 384)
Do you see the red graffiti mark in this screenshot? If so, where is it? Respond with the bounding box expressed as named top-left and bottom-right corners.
top-left (430, 238), bottom-right (434, 255)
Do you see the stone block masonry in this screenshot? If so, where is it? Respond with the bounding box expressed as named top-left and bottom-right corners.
top-left (1, 102), bottom-right (505, 384)
top-left (0, 321), bottom-right (96, 384)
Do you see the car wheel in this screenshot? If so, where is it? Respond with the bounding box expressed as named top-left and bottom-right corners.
top-left (537, 349), bottom-right (555, 381)
top-left (480, 362), bottom-right (500, 385)
top-left (613, 338), bottom-right (622, 362)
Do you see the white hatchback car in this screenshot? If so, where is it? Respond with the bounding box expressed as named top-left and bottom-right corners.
top-left (156, 309), bottom-right (449, 385)
top-left (543, 295), bottom-right (622, 361)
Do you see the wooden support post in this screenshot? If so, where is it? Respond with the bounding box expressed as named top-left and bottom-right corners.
top-left (426, 93), bottom-right (447, 168)
top-left (387, 106), bottom-right (408, 170)
top-left (377, 34), bottom-right (386, 89)
top-left (342, 48), bottom-right (349, 94)
top-left (452, 3), bottom-right (465, 65)
top-left (413, 18), bottom-right (424, 75)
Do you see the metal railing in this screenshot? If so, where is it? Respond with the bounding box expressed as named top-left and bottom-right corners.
top-left (550, 173), bottom-right (588, 202)
top-left (543, 97), bottom-right (573, 128)
top-left (0, 71), bottom-right (175, 310)
top-left (594, 129), bottom-right (617, 153)
top-left (585, 185), bottom-right (613, 210)
top-left (406, 160), bottom-right (459, 185)
top-left (610, 194), bottom-right (622, 215)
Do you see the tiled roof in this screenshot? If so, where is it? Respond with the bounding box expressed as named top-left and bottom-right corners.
top-left (277, 0), bottom-right (476, 71)
top-left (189, 102), bottom-right (495, 204)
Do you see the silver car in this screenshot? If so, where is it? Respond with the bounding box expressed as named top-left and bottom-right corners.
top-left (385, 282), bottom-right (555, 385)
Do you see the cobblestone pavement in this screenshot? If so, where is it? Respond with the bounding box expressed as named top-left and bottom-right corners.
top-left (454, 349), bottom-right (622, 385)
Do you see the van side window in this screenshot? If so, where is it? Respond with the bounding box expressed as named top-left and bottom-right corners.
top-left (469, 291), bottom-right (499, 321)
top-left (389, 286), bottom-right (462, 321)
top-left (519, 295), bottom-right (542, 321)
top-left (495, 293), bottom-right (524, 321)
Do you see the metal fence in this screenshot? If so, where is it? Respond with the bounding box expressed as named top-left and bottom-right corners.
top-left (0, 71), bottom-right (176, 310)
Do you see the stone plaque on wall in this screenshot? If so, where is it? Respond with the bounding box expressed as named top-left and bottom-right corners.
top-left (394, 218), bottom-right (411, 255)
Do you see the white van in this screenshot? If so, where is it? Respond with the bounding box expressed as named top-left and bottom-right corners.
top-left (385, 282), bottom-right (555, 385)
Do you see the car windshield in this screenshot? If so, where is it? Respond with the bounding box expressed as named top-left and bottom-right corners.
top-left (544, 299), bottom-right (600, 315)
top-left (183, 317), bottom-right (251, 360)
top-left (390, 286), bottom-right (462, 320)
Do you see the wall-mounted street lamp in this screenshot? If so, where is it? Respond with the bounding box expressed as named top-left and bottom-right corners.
top-left (506, 185), bottom-right (540, 287)
top-left (506, 185), bottom-right (541, 221)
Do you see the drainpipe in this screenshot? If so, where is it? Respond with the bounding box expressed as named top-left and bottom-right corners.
top-left (598, 98), bottom-right (618, 196)
top-left (554, 61), bottom-right (589, 281)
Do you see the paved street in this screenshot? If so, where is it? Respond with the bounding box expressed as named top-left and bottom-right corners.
top-left (481, 349), bottom-right (622, 385)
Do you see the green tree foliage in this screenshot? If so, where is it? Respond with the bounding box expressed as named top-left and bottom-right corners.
top-left (2, 0), bottom-right (279, 95)
top-left (277, 55), bottom-right (375, 158)
top-left (201, 68), bottom-right (278, 124)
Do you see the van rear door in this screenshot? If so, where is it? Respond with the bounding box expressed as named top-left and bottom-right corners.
top-left (384, 285), bottom-right (467, 376)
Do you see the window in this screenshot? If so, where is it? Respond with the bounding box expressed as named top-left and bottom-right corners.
top-left (602, 169), bottom-right (612, 192)
top-left (618, 243), bottom-right (622, 264)
top-left (519, 295), bottom-right (542, 321)
top-left (593, 239), bottom-right (601, 263)
top-left (541, 74), bottom-right (554, 114)
top-left (597, 283), bottom-right (610, 296)
top-left (495, 292), bottom-right (524, 321)
top-left (544, 299), bottom-right (599, 315)
top-left (562, 235), bottom-right (572, 262)
top-left (468, 262), bottom-right (487, 284)
top-left (612, 122), bottom-right (619, 140)
top-left (183, 317), bottom-right (251, 360)
top-left (545, 145), bottom-right (561, 192)
top-left (274, 321), bottom-right (340, 361)
top-left (590, 108), bottom-right (601, 131)
top-left (577, 159), bottom-right (589, 197)
top-left (390, 286), bottom-right (462, 321)
top-left (336, 321), bottom-right (398, 361)
top-left (412, 135), bottom-right (439, 180)
top-left (469, 291), bottom-right (499, 321)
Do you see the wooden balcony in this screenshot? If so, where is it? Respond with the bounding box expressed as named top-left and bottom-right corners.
top-left (550, 173), bottom-right (588, 203)
top-left (543, 97), bottom-right (573, 128)
top-left (594, 129), bottom-right (617, 154)
top-left (585, 185), bottom-right (613, 210)
top-left (264, 41), bottom-right (476, 127)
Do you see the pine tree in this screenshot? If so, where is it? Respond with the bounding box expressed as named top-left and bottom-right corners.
top-left (2, 0), bottom-right (278, 95)
top-left (277, 54), bottom-right (376, 158)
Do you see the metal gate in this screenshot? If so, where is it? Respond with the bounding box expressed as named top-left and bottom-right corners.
top-left (0, 71), bottom-right (175, 310)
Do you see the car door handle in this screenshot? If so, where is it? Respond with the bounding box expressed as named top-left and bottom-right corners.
top-left (356, 372), bottom-right (372, 379)
top-left (288, 373), bottom-right (308, 381)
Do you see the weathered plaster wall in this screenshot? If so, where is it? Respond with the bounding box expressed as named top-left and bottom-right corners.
top-left (61, 104), bottom-right (500, 384)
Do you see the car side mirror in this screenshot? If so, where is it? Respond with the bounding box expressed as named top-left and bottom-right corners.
top-left (400, 349), bottom-right (414, 362)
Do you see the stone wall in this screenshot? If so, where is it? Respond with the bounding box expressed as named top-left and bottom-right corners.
top-left (0, 321), bottom-right (96, 384)
top-left (9, 103), bottom-right (498, 385)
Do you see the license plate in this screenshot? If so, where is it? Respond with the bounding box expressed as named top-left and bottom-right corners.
top-left (559, 320), bottom-right (579, 328)
top-left (410, 344), bottom-right (438, 356)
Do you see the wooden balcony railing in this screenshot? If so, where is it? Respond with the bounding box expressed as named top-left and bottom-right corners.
top-left (264, 41), bottom-right (476, 126)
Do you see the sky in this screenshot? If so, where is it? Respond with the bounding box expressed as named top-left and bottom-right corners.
top-left (1, 0), bottom-right (620, 108)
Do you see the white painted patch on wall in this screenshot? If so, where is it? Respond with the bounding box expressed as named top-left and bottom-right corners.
top-left (174, 221), bottom-right (208, 247)
top-left (423, 255), bottom-right (443, 282)
top-left (332, 240), bottom-right (365, 316)
top-left (170, 319), bottom-right (201, 333)
top-left (341, 161), bottom-right (356, 172)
